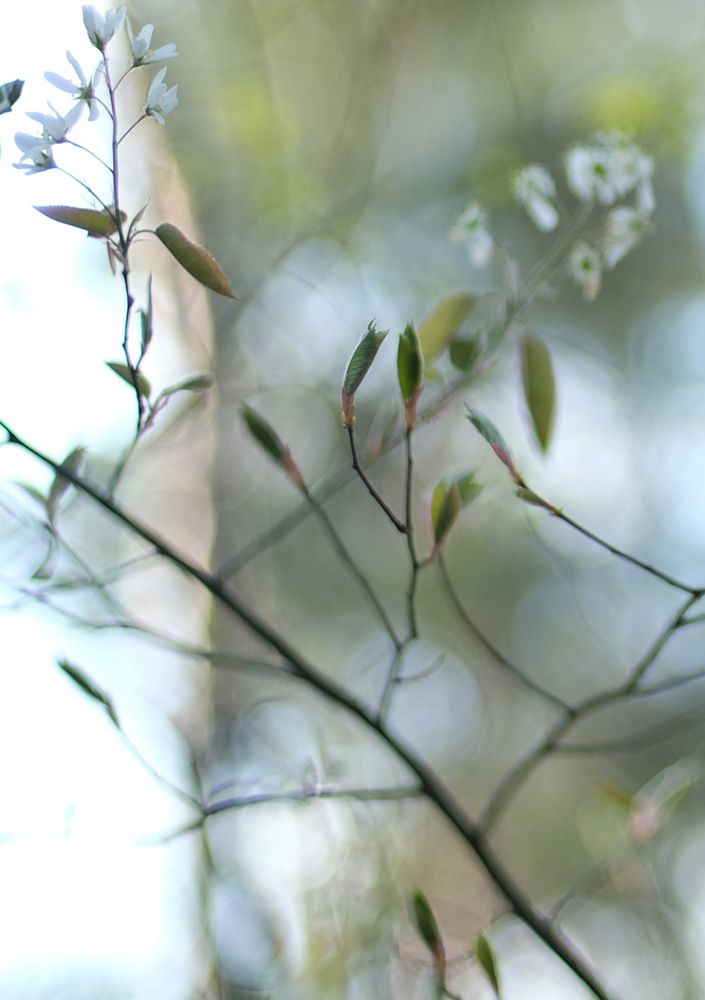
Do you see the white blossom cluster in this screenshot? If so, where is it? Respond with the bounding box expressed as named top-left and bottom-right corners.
top-left (14, 5), bottom-right (179, 174)
top-left (452, 131), bottom-right (655, 300)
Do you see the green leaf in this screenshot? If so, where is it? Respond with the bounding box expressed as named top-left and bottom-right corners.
top-left (521, 334), bottom-right (556, 453)
top-left (476, 934), bottom-right (500, 995)
top-left (397, 323), bottom-right (423, 401)
top-left (47, 446), bottom-right (85, 522)
top-left (431, 481), bottom-right (446, 532)
top-left (412, 891), bottom-right (442, 956)
top-left (242, 406), bottom-right (285, 464)
top-left (417, 293), bottom-right (476, 363)
top-left (343, 322), bottom-right (388, 397)
top-left (106, 362), bottom-right (151, 398)
top-left (140, 274), bottom-right (153, 351)
top-left (35, 205), bottom-right (118, 236)
top-left (161, 373), bottom-right (214, 396)
top-left (156, 223), bottom-right (236, 298)
top-left (454, 472), bottom-right (483, 506)
top-left (57, 660), bottom-right (119, 726)
top-left (449, 337), bottom-right (479, 372)
top-left (0, 79), bottom-right (24, 114)
top-left (433, 481), bottom-right (461, 545)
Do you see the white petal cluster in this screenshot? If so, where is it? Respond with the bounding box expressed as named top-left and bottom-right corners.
top-left (126, 19), bottom-right (178, 67)
top-left (45, 52), bottom-right (104, 121)
top-left (143, 67), bottom-right (179, 124)
top-left (568, 240), bottom-right (602, 300)
top-left (565, 132), bottom-right (654, 212)
top-left (602, 206), bottom-right (650, 269)
top-left (82, 5), bottom-right (127, 50)
top-left (514, 164), bottom-right (560, 232)
top-left (451, 202), bottom-right (494, 267)
top-left (14, 100), bottom-right (83, 171)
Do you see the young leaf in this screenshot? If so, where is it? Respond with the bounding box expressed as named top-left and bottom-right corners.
top-left (397, 323), bottom-right (423, 401)
top-left (412, 890), bottom-right (442, 957)
top-left (521, 334), bottom-right (556, 453)
top-left (476, 933), bottom-right (500, 996)
top-left (140, 274), bottom-right (153, 351)
top-left (433, 480), bottom-right (461, 545)
top-left (418, 292), bottom-right (476, 363)
top-left (449, 337), bottom-right (479, 372)
top-left (466, 407), bottom-right (522, 482)
top-left (106, 361), bottom-right (151, 398)
top-left (343, 322), bottom-right (388, 398)
top-left (242, 406), bottom-right (285, 464)
top-left (155, 223), bottom-right (236, 298)
top-left (35, 205), bottom-right (118, 237)
top-left (454, 471), bottom-right (483, 506)
top-left (160, 374), bottom-right (214, 397)
top-left (58, 659), bottom-right (119, 727)
top-left (47, 446), bottom-right (85, 522)
top-left (0, 79), bottom-right (24, 114)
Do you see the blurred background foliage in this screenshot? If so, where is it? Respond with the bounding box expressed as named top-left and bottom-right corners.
top-left (122, 0), bottom-right (705, 997)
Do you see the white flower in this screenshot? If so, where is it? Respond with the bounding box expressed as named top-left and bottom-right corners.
top-left (565, 132), bottom-right (655, 210)
top-left (602, 207), bottom-right (650, 268)
top-left (24, 101), bottom-right (84, 145)
top-left (45, 52), bottom-right (104, 122)
top-left (143, 67), bottom-right (179, 124)
top-left (514, 164), bottom-right (560, 232)
top-left (126, 19), bottom-right (178, 66)
top-left (568, 240), bottom-right (601, 300)
top-left (82, 5), bottom-right (127, 50)
top-left (451, 202), bottom-right (494, 267)
top-left (13, 143), bottom-right (54, 174)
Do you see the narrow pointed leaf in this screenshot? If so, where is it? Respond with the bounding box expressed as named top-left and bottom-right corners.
top-left (397, 324), bottom-right (423, 401)
top-left (156, 223), bottom-right (236, 298)
top-left (35, 205), bottom-right (118, 236)
top-left (418, 293), bottom-right (476, 363)
top-left (412, 891), bottom-right (442, 956)
top-left (242, 406), bottom-right (284, 464)
top-left (343, 322), bottom-right (388, 397)
top-left (476, 934), bottom-right (500, 995)
top-left (58, 660), bottom-right (119, 726)
top-left (0, 79), bottom-right (24, 114)
top-left (449, 337), bottom-right (479, 372)
top-left (47, 446), bottom-right (85, 521)
top-left (434, 481), bottom-right (461, 544)
top-left (161, 374), bottom-right (214, 397)
top-left (106, 362), bottom-right (151, 398)
top-left (431, 481), bottom-right (446, 532)
top-left (521, 334), bottom-right (556, 453)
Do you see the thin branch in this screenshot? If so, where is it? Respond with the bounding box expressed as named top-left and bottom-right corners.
top-left (556, 705), bottom-right (705, 755)
top-left (437, 552), bottom-right (569, 710)
top-left (479, 593), bottom-right (699, 833)
top-left (205, 783), bottom-right (424, 816)
top-left (403, 427), bottom-right (420, 640)
top-left (553, 510), bottom-right (702, 595)
top-left (302, 485), bottom-right (401, 649)
top-left (0, 420), bottom-right (615, 1000)
top-left (347, 426), bottom-right (407, 532)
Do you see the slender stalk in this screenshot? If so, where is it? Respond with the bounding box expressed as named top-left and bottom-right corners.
top-left (479, 592), bottom-right (699, 833)
top-left (347, 426), bottom-right (407, 532)
top-left (0, 421), bottom-right (615, 1000)
top-left (302, 485), bottom-right (401, 649)
top-left (403, 427), bottom-right (420, 641)
top-left (206, 784), bottom-right (424, 816)
top-left (553, 510), bottom-right (701, 595)
top-left (437, 552), bottom-right (569, 710)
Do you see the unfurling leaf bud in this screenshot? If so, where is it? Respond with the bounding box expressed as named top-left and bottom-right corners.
top-left (47, 446), bottom-right (85, 523)
top-left (58, 659), bottom-right (119, 727)
top-left (397, 324), bottom-right (423, 428)
top-left (475, 933), bottom-right (500, 996)
top-left (241, 406), bottom-right (305, 490)
top-left (106, 361), bottom-right (151, 398)
top-left (432, 481), bottom-right (461, 546)
top-left (342, 322), bottom-right (388, 427)
top-left (35, 204), bottom-right (120, 237)
top-left (412, 890), bottom-right (445, 978)
top-left (466, 407), bottom-right (524, 485)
